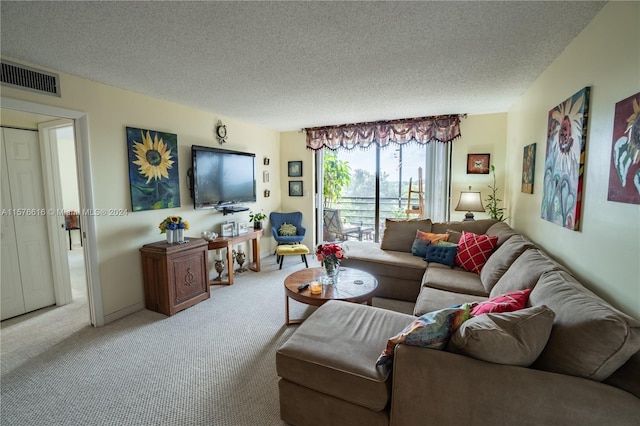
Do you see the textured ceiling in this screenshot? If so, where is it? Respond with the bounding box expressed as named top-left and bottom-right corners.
top-left (1, 1), bottom-right (606, 131)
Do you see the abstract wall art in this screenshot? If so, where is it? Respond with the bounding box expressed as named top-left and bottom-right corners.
top-left (607, 92), bottom-right (640, 205)
top-left (126, 126), bottom-right (180, 212)
top-left (522, 143), bottom-right (536, 194)
top-left (540, 87), bottom-right (590, 231)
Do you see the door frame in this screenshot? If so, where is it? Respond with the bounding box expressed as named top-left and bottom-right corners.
top-left (1, 97), bottom-right (104, 326)
top-left (38, 119), bottom-right (75, 307)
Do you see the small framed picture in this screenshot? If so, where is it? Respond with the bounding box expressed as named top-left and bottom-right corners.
top-left (289, 180), bottom-right (303, 196)
top-left (238, 222), bottom-right (249, 235)
top-left (467, 153), bottom-right (490, 174)
top-left (221, 223), bottom-right (234, 237)
top-left (288, 161), bottom-right (302, 177)
top-left (263, 170), bottom-right (269, 183)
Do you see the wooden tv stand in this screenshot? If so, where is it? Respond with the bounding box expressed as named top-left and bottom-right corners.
top-left (207, 228), bottom-right (263, 285)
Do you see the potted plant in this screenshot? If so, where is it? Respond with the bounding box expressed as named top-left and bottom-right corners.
top-left (249, 210), bottom-right (268, 230)
top-left (485, 165), bottom-right (508, 222)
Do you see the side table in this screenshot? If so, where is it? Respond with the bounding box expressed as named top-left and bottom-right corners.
top-left (140, 237), bottom-right (210, 316)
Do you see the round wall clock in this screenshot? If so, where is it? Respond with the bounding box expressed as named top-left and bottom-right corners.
top-left (215, 120), bottom-right (227, 144)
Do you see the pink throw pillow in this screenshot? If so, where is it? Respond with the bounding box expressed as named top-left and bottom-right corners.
top-left (471, 289), bottom-right (532, 316)
top-left (455, 231), bottom-right (498, 273)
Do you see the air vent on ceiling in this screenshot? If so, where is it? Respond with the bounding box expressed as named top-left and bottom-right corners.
top-left (1, 60), bottom-right (61, 97)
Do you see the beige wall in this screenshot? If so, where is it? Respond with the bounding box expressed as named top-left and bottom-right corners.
top-left (450, 113), bottom-right (508, 222)
top-left (1, 69), bottom-right (280, 321)
top-left (506, 2), bottom-right (640, 318)
top-left (278, 131), bottom-right (316, 248)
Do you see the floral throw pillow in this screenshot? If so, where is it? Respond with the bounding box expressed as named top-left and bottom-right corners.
top-left (470, 289), bottom-right (532, 316)
top-left (278, 223), bottom-right (297, 236)
top-left (455, 231), bottom-right (498, 273)
top-left (376, 305), bottom-right (470, 366)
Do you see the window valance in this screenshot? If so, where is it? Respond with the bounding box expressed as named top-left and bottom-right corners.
top-left (305, 115), bottom-right (462, 151)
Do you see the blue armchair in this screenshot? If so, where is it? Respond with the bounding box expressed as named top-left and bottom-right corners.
top-left (270, 211), bottom-right (306, 246)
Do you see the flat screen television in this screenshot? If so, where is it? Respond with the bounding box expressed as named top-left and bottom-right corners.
top-left (190, 145), bottom-right (256, 210)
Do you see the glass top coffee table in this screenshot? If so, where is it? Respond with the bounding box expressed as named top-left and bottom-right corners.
top-left (284, 267), bottom-right (378, 325)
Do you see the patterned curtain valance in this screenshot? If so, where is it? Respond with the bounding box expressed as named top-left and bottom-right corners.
top-left (305, 115), bottom-right (463, 151)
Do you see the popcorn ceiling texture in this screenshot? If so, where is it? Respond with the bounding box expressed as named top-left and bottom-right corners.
top-left (0, 1), bottom-right (605, 131)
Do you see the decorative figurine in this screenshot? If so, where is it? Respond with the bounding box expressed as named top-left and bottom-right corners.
top-left (214, 259), bottom-right (225, 281)
top-left (233, 248), bottom-right (247, 273)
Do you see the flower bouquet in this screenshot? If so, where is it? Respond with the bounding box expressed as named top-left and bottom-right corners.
top-left (316, 243), bottom-right (345, 282)
top-left (159, 216), bottom-right (190, 244)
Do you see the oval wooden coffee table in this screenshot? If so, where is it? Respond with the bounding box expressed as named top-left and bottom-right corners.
top-left (284, 267), bottom-right (378, 325)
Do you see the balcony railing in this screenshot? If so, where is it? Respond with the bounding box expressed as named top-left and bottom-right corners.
top-left (324, 196), bottom-right (418, 241)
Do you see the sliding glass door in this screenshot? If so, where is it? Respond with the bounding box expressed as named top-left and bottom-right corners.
top-left (317, 142), bottom-right (451, 243)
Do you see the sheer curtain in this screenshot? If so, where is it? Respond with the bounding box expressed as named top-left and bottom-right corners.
top-left (423, 141), bottom-right (451, 222)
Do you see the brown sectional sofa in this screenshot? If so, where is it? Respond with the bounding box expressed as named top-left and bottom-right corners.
top-left (276, 219), bottom-right (640, 425)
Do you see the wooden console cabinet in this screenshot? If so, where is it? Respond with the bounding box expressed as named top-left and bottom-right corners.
top-left (140, 237), bottom-right (210, 316)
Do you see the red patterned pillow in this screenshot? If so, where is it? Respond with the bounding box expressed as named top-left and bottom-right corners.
top-left (471, 289), bottom-right (532, 316)
top-left (455, 231), bottom-right (498, 273)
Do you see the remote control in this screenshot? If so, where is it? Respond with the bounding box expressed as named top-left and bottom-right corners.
top-left (297, 283), bottom-right (310, 292)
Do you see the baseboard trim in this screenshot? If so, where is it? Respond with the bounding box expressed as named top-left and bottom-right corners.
top-left (103, 302), bottom-right (145, 325)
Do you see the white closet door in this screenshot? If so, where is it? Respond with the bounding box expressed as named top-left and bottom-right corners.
top-left (1, 128), bottom-right (55, 320)
top-left (1, 134), bottom-right (25, 319)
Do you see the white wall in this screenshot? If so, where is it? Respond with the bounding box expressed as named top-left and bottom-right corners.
top-left (1, 68), bottom-right (281, 322)
top-left (506, 2), bottom-right (640, 318)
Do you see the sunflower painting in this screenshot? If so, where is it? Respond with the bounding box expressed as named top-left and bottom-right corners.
top-left (126, 127), bottom-right (180, 211)
top-left (607, 92), bottom-right (640, 205)
top-left (541, 87), bottom-right (590, 231)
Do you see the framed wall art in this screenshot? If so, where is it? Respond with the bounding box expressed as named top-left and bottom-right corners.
top-left (288, 161), bottom-right (302, 177)
top-left (541, 86), bottom-right (591, 231)
top-left (289, 180), bottom-right (303, 196)
top-left (607, 91), bottom-right (640, 205)
top-left (522, 143), bottom-right (536, 194)
top-left (126, 126), bottom-right (180, 212)
top-left (467, 154), bottom-right (490, 174)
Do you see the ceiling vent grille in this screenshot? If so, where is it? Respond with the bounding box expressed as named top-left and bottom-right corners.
top-left (1, 60), bottom-right (61, 97)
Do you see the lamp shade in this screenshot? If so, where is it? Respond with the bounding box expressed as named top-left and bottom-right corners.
top-left (455, 191), bottom-right (484, 221)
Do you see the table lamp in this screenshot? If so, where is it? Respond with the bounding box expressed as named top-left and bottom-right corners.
top-left (455, 187), bottom-right (485, 221)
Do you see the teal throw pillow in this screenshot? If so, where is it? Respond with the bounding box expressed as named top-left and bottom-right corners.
top-left (425, 244), bottom-right (457, 268)
top-left (376, 305), bottom-right (470, 366)
top-left (411, 238), bottom-right (431, 258)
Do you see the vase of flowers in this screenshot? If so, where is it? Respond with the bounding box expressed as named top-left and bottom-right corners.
top-left (159, 216), bottom-right (190, 244)
top-left (316, 243), bottom-right (345, 284)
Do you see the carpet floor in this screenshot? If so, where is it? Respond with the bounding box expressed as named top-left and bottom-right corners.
top-left (1, 251), bottom-right (413, 426)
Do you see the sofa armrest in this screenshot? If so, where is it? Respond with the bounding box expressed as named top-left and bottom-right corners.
top-left (390, 345), bottom-right (640, 426)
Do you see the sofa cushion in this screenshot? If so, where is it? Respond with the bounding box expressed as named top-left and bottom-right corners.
top-left (445, 229), bottom-right (462, 244)
top-left (480, 235), bottom-right (535, 293)
top-left (485, 221), bottom-right (519, 247)
top-left (376, 305), bottom-right (470, 366)
top-left (424, 244), bottom-right (457, 267)
top-left (470, 289), bottom-right (531, 316)
top-left (431, 219), bottom-right (497, 235)
top-left (448, 305), bottom-right (555, 367)
top-left (422, 265), bottom-right (488, 297)
top-left (530, 270), bottom-right (640, 381)
top-left (454, 231), bottom-right (498, 273)
top-left (276, 300), bottom-right (415, 411)
top-left (381, 218), bottom-right (432, 252)
top-left (489, 248), bottom-right (562, 298)
top-left (414, 286), bottom-right (488, 316)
